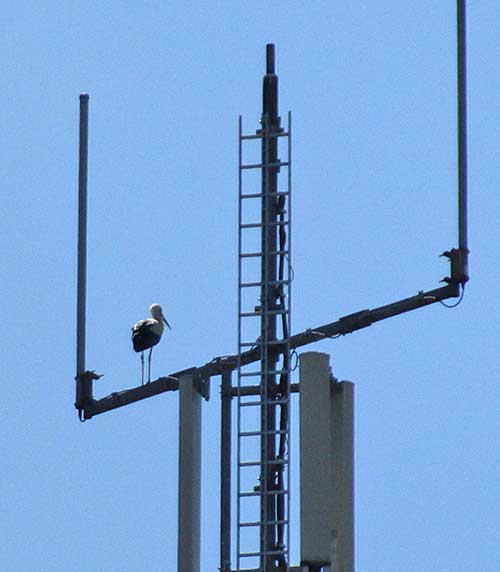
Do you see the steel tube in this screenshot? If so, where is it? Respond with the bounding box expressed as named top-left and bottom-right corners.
top-left (261, 42), bottom-right (280, 571)
top-left (85, 283), bottom-right (458, 418)
top-left (266, 43), bottom-right (275, 74)
top-left (76, 93), bottom-right (89, 377)
top-left (457, 0), bottom-right (468, 255)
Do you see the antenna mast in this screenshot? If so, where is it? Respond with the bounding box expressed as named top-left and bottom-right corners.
top-left (75, 6), bottom-right (469, 571)
top-left (237, 44), bottom-right (292, 571)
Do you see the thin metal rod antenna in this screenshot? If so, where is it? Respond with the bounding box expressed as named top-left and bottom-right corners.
top-left (266, 43), bottom-right (275, 74)
top-left (76, 93), bottom-right (89, 377)
top-left (457, 1), bottom-right (468, 255)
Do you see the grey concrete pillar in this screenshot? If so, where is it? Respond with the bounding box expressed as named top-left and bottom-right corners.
top-left (178, 374), bottom-right (201, 572)
top-left (300, 352), bottom-right (354, 572)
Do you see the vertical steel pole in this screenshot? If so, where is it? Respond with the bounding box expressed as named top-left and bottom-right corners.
top-left (261, 43), bottom-right (280, 571)
top-left (76, 93), bottom-right (89, 377)
top-left (457, 1), bottom-right (468, 264)
top-left (220, 370), bottom-right (232, 572)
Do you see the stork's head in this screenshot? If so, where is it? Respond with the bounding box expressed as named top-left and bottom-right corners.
top-left (150, 303), bottom-right (172, 329)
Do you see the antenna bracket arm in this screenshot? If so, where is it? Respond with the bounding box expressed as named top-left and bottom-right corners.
top-left (441, 247), bottom-right (469, 286)
top-left (75, 370), bottom-right (101, 421)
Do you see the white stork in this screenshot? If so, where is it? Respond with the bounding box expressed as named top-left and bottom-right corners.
top-left (132, 303), bottom-right (171, 384)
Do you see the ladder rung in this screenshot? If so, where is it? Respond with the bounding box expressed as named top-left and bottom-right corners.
top-left (239, 429), bottom-right (287, 437)
top-left (240, 131), bottom-right (289, 140)
top-left (239, 521), bottom-right (260, 527)
top-left (240, 279), bottom-right (290, 288)
top-left (240, 250), bottom-right (289, 258)
top-left (239, 489), bottom-right (289, 497)
top-left (237, 398), bottom-right (290, 406)
top-left (234, 567), bottom-right (302, 572)
top-left (238, 400), bottom-right (261, 407)
top-left (239, 370), bottom-right (291, 377)
top-left (238, 551), bottom-right (262, 558)
top-left (240, 191), bottom-right (290, 199)
top-left (241, 161), bottom-right (289, 170)
top-left (239, 519), bottom-right (288, 528)
top-left (239, 371), bottom-right (261, 377)
top-left (240, 309), bottom-right (288, 317)
top-left (239, 549), bottom-right (288, 558)
top-left (241, 221), bottom-right (289, 229)
top-left (239, 458), bottom-right (288, 468)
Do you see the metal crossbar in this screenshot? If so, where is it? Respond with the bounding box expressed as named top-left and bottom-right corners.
top-left (241, 161), bottom-right (290, 170)
top-left (240, 279), bottom-right (290, 288)
top-left (240, 131), bottom-right (290, 140)
top-left (240, 191), bottom-right (290, 199)
top-left (239, 490), bottom-right (289, 498)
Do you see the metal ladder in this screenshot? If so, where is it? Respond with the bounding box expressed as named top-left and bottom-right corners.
top-left (236, 112), bottom-right (292, 572)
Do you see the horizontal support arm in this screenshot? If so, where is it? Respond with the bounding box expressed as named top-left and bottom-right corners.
top-left (290, 283), bottom-right (460, 348)
top-left (83, 376), bottom-right (179, 419)
top-left (79, 282), bottom-right (460, 419)
top-left (234, 283), bottom-right (460, 366)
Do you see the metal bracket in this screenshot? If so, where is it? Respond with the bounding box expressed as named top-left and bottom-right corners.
top-left (194, 369), bottom-right (210, 401)
top-left (75, 370), bottom-right (102, 421)
top-left (441, 247), bottom-right (469, 285)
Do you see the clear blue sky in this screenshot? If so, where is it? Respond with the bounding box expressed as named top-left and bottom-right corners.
top-left (2, 2), bottom-right (498, 571)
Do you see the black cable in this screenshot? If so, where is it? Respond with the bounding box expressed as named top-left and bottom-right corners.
top-left (439, 285), bottom-right (466, 308)
top-left (275, 199), bottom-right (289, 566)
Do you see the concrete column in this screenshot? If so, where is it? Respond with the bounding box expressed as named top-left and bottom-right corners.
top-left (178, 374), bottom-right (201, 572)
top-left (300, 352), bottom-right (354, 572)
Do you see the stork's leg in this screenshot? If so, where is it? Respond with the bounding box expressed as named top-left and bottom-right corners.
top-left (141, 352), bottom-right (145, 386)
top-left (147, 347), bottom-right (153, 383)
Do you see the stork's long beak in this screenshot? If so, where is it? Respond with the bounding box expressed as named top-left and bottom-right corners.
top-left (163, 315), bottom-right (172, 329)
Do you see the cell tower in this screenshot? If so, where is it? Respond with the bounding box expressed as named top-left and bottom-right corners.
top-left (75, 3), bottom-right (469, 572)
